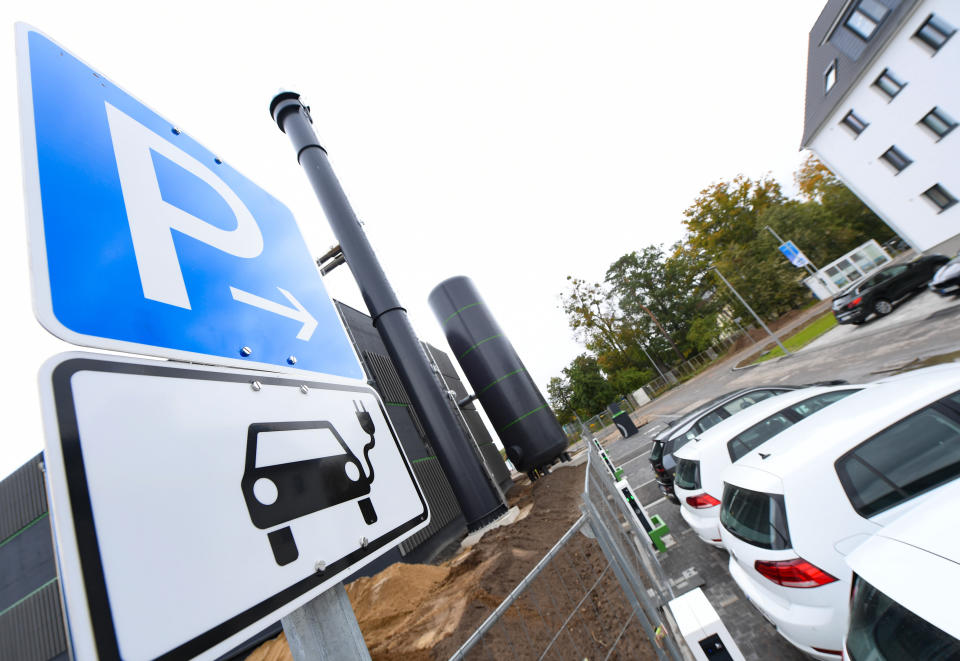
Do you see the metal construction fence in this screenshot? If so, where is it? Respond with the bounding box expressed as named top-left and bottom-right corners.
top-left (448, 439), bottom-right (687, 661)
top-left (563, 335), bottom-right (743, 445)
top-left (639, 335), bottom-right (739, 399)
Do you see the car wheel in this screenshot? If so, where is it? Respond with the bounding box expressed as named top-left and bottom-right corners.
top-left (874, 298), bottom-right (893, 316)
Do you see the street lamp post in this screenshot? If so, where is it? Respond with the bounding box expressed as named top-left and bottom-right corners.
top-left (709, 266), bottom-right (790, 356)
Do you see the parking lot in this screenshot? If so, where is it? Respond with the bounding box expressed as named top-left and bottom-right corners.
top-left (599, 288), bottom-right (960, 660)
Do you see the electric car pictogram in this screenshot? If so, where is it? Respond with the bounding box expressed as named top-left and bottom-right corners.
top-left (241, 402), bottom-right (378, 566)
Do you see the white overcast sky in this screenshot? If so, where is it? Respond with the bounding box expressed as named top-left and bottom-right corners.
top-left (1, 1), bottom-right (826, 479)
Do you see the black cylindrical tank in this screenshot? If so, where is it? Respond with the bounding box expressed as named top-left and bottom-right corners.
top-left (428, 276), bottom-right (567, 473)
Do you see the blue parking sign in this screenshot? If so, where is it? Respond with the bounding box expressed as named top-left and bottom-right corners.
top-left (16, 26), bottom-right (363, 380)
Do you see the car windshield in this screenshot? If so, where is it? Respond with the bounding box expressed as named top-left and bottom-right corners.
top-left (720, 483), bottom-right (791, 550)
top-left (675, 459), bottom-right (700, 490)
top-left (847, 574), bottom-right (960, 660)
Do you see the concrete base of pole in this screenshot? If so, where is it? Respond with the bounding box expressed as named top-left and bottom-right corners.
top-left (281, 583), bottom-right (371, 661)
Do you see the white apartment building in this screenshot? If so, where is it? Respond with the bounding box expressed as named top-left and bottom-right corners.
top-left (801, 0), bottom-right (960, 255)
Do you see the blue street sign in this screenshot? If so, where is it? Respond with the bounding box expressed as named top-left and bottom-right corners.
top-left (16, 26), bottom-right (363, 380)
top-left (778, 241), bottom-right (809, 268)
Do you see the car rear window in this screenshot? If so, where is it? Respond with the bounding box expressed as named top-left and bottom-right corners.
top-left (836, 398), bottom-right (960, 518)
top-left (847, 574), bottom-right (960, 661)
top-left (720, 483), bottom-right (791, 550)
top-left (727, 413), bottom-right (794, 463)
top-left (719, 389), bottom-right (782, 417)
top-left (650, 440), bottom-right (665, 464)
top-left (727, 389), bottom-right (861, 462)
top-left (675, 459), bottom-right (700, 490)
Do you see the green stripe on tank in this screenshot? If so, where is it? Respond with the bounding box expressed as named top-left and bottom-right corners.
top-left (499, 404), bottom-right (548, 432)
top-left (443, 302), bottom-right (482, 326)
top-left (478, 368), bottom-right (526, 395)
top-left (411, 456), bottom-right (436, 464)
top-left (459, 334), bottom-right (502, 360)
top-left (611, 411), bottom-right (624, 418)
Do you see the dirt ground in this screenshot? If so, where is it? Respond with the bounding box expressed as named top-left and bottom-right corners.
top-left (246, 463), bottom-right (656, 661)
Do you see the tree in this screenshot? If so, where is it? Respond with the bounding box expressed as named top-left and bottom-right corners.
top-left (547, 375), bottom-right (575, 425)
top-left (562, 354), bottom-right (618, 419)
top-left (684, 175), bottom-right (786, 256)
top-left (560, 277), bottom-right (663, 375)
top-left (605, 243), bottom-right (717, 359)
top-left (683, 175), bottom-right (810, 319)
top-left (795, 153), bottom-right (894, 245)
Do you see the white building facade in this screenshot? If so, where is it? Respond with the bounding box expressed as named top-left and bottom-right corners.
top-left (802, 0), bottom-right (960, 255)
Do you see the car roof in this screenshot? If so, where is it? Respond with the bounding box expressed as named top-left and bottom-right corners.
top-left (673, 385), bottom-right (861, 462)
top-left (655, 385), bottom-right (796, 441)
top-left (725, 365), bottom-right (960, 484)
top-left (845, 478), bottom-right (960, 637)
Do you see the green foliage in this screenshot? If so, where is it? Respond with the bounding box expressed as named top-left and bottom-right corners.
top-left (685, 313), bottom-right (722, 352)
top-left (547, 375), bottom-right (575, 424)
top-left (605, 243), bottom-right (715, 360)
top-left (562, 354), bottom-right (619, 419)
top-left (551, 153), bottom-right (899, 416)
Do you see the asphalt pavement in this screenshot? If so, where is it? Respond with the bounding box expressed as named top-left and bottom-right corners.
top-left (599, 288), bottom-right (960, 661)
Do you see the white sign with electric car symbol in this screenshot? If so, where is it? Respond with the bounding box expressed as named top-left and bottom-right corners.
top-left (39, 352), bottom-right (429, 661)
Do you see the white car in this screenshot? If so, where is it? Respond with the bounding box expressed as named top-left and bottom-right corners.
top-left (673, 385), bottom-right (861, 548)
top-left (718, 365), bottom-right (960, 660)
top-left (844, 478), bottom-right (960, 659)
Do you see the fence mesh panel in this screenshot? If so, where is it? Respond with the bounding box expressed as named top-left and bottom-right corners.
top-left (449, 440), bottom-right (685, 661)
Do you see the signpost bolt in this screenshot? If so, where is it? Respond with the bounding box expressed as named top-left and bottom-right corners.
top-left (314, 560), bottom-right (326, 573)
top-left (251, 381), bottom-right (262, 392)
top-left (359, 537), bottom-right (369, 548)
top-left (299, 385), bottom-right (309, 394)
top-left (240, 346), bottom-right (252, 356)
top-left (287, 355), bottom-right (297, 365)
top-left (171, 127), bottom-right (181, 135)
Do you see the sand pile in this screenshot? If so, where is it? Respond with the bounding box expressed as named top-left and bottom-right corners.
top-left (247, 463), bottom-right (653, 660)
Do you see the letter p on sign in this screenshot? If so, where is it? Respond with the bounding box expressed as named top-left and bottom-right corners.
top-left (105, 102), bottom-right (264, 309)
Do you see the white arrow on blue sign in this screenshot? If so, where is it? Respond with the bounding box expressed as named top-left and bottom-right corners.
top-left (778, 241), bottom-right (810, 269)
top-left (16, 25), bottom-right (363, 380)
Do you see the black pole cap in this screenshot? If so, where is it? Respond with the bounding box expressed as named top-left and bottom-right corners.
top-left (269, 91), bottom-right (307, 132)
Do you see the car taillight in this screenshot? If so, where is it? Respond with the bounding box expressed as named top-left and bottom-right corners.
top-left (754, 558), bottom-right (837, 588)
top-left (846, 296), bottom-right (862, 309)
top-left (685, 493), bottom-right (720, 509)
top-left (811, 647), bottom-right (842, 657)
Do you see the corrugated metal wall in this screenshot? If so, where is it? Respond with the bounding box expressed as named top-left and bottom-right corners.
top-left (398, 457), bottom-right (463, 555)
top-left (0, 454), bottom-right (67, 661)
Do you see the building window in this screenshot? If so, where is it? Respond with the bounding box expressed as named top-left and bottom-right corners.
top-left (846, 0), bottom-right (890, 40)
top-left (825, 60), bottom-right (838, 93)
top-left (873, 68), bottom-right (905, 100)
top-left (922, 184), bottom-right (958, 212)
top-left (879, 146), bottom-right (912, 173)
top-left (914, 14), bottom-right (956, 53)
top-left (841, 110), bottom-right (869, 136)
top-left (919, 107), bottom-right (957, 139)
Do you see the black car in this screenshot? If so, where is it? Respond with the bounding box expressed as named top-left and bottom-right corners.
top-left (832, 255), bottom-right (949, 325)
top-left (649, 385), bottom-right (798, 502)
top-left (929, 254), bottom-right (960, 296)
